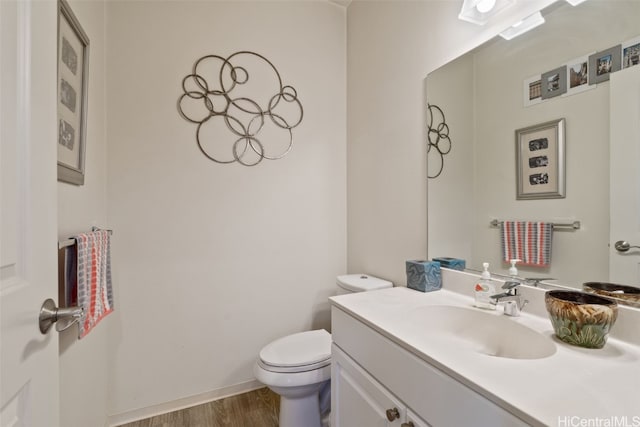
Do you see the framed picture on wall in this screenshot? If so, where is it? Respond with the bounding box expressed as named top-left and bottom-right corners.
top-left (515, 118), bottom-right (566, 200)
top-left (564, 54), bottom-right (595, 97)
top-left (622, 36), bottom-right (640, 69)
top-left (541, 66), bottom-right (567, 99)
top-left (523, 74), bottom-right (543, 107)
top-left (57, 0), bottom-right (89, 185)
top-left (588, 45), bottom-right (621, 85)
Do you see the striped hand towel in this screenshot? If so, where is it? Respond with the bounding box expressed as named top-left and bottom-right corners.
top-left (76, 230), bottom-right (114, 338)
top-left (501, 221), bottom-right (553, 267)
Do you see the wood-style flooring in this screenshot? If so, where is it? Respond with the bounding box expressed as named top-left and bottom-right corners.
top-left (117, 387), bottom-right (279, 427)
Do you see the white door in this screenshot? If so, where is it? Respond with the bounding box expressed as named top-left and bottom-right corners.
top-left (609, 64), bottom-right (640, 285)
top-left (1, 1), bottom-right (60, 426)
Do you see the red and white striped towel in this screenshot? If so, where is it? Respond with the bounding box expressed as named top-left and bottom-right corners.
top-left (500, 221), bottom-right (553, 267)
top-left (76, 230), bottom-right (113, 338)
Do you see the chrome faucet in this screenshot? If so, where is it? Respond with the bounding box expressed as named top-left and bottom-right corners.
top-left (490, 281), bottom-right (528, 317)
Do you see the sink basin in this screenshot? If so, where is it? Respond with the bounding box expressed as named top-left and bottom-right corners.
top-left (404, 305), bottom-right (556, 360)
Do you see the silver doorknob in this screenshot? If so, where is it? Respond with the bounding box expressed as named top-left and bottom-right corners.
top-left (614, 240), bottom-right (640, 252)
top-left (386, 407), bottom-right (400, 422)
top-left (38, 298), bottom-right (83, 334)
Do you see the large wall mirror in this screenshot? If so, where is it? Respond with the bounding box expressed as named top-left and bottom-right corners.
top-left (427, 1), bottom-right (640, 290)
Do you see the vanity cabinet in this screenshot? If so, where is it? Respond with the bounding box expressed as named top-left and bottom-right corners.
top-left (332, 343), bottom-right (430, 427)
top-left (406, 410), bottom-right (430, 427)
top-left (330, 306), bottom-right (529, 427)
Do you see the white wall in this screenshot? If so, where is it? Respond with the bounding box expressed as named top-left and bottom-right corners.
top-left (57, 1), bottom-right (110, 426)
top-left (346, 0), bottom-right (555, 286)
top-left (105, 1), bottom-right (346, 420)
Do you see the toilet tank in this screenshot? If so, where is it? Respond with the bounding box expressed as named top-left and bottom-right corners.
top-left (336, 274), bottom-right (393, 295)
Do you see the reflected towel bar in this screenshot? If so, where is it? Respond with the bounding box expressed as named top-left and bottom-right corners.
top-left (490, 220), bottom-right (581, 230)
top-left (58, 228), bottom-right (113, 249)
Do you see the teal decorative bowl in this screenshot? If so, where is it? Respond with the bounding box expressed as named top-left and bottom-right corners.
top-left (544, 290), bottom-right (618, 349)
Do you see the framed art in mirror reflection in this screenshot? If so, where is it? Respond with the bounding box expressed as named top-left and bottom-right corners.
top-left (515, 118), bottom-right (566, 200)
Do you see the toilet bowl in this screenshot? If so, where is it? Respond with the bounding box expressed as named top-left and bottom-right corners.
top-left (254, 330), bottom-right (332, 427)
top-left (254, 274), bottom-right (392, 427)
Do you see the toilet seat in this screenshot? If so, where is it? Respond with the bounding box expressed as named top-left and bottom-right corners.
top-left (259, 330), bottom-right (331, 374)
top-left (254, 359), bottom-right (331, 389)
top-left (258, 357), bottom-right (330, 373)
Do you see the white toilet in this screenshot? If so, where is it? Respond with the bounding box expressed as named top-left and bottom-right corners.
top-left (253, 274), bottom-right (393, 427)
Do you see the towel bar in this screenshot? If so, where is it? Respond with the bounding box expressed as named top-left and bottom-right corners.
top-left (58, 227), bottom-right (113, 249)
top-left (490, 219), bottom-right (581, 230)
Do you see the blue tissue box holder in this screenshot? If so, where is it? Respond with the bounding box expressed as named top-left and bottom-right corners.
top-left (406, 260), bottom-right (441, 292)
top-left (432, 257), bottom-right (466, 271)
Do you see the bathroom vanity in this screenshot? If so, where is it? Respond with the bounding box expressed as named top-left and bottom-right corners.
top-left (329, 269), bottom-right (640, 426)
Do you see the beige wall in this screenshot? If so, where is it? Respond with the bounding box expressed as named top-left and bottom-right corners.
top-left (57, 1), bottom-right (109, 427)
top-left (105, 0), bottom-right (346, 420)
top-left (346, 0), bottom-right (555, 286)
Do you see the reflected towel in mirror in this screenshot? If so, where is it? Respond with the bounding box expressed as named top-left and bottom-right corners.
top-left (501, 221), bottom-right (553, 267)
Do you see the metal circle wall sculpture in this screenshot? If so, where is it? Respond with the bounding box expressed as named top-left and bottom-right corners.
top-left (178, 51), bottom-right (304, 166)
top-left (426, 103), bottom-right (452, 179)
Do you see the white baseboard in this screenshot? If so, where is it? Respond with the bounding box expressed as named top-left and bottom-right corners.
top-left (106, 379), bottom-right (264, 427)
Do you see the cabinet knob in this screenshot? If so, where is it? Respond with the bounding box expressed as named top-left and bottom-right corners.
top-left (386, 407), bottom-right (400, 421)
top-left (401, 423), bottom-right (415, 427)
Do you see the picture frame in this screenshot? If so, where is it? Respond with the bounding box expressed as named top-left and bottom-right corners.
top-left (622, 36), bottom-right (640, 69)
top-left (515, 118), bottom-right (566, 200)
top-left (563, 54), bottom-right (595, 97)
top-left (541, 66), bottom-right (567, 99)
top-left (523, 74), bottom-right (543, 107)
top-left (588, 45), bottom-right (621, 85)
top-left (57, 0), bottom-right (89, 185)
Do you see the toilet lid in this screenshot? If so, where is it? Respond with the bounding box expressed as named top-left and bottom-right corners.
top-left (259, 330), bottom-right (331, 368)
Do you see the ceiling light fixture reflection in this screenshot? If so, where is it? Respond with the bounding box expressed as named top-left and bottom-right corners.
top-left (458, 0), bottom-right (514, 25)
top-left (566, 0), bottom-right (588, 5)
top-left (499, 11), bottom-right (545, 40)
top-left (476, 0), bottom-right (496, 13)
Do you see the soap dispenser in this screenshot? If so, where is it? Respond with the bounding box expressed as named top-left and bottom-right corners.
top-left (474, 262), bottom-right (496, 310)
top-left (509, 259), bottom-right (521, 277)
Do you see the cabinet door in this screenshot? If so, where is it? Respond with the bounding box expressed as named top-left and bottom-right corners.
top-left (405, 409), bottom-right (431, 427)
top-left (332, 344), bottom-right (405, 427)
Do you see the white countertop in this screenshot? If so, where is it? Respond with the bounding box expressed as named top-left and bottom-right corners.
top-left (329, 277), bottom-right (640, 426)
